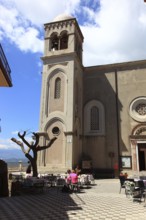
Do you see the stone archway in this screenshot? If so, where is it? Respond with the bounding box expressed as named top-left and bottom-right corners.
top-left (130, 124), bottom-right (146, 172)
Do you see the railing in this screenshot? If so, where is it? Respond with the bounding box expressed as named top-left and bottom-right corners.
top-left (0, 43), bottom-right (11, 81)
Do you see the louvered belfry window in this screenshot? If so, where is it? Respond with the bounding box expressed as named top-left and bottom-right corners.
top-left (55, 77), bottom-right (61, 99)
top-left (90, 106), bottom-right (99, 130)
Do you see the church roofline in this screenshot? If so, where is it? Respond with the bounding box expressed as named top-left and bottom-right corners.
top-left (84, 59), bottom-right (146, 73)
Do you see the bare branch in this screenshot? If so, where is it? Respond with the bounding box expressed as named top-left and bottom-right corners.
top-left (18, 131), bottom-right (26, 138)
top-left (37, 137), bottom-right (57, 151)
top-left (11, 138), bottom-right (26, 154)
top-left (18, 131), bottom-right (32, 149)
top-left (32, 132), bottom-right (39, 146)
top-left (12, 130), bottom-right (57, 177)
top-left (26, 147), bottom-right (31, 154)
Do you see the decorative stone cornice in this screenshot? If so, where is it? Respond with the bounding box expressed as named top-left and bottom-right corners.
top-left (44, 20), bottom-right (75, 31)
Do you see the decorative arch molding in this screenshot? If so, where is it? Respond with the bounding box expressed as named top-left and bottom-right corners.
top-left (131, 123), bottom-right (146, 136)
top-left (47, 66), bottom-right (67, 82)
top-left (43, 116), bottom-right (66, 139)
top-left (42, 116), bottom-right (67, 167)
top-left (60, 30), bottom-right (68, 36)
top-left (45, 117), bottom-right (65, 130)
top-left (42, 112), bottom-right (67, 131)
top-left (130, 123), bottom-right (146, 172)
top-left (45, 67), bottom-right (67, 116)
top-left (84, 99), bottom-right (105, 136)
top-left (50, 32), bottom-right (59, 37)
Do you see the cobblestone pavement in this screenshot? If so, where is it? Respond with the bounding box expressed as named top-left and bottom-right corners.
top-left (0, 179), bottom-right (146, 220)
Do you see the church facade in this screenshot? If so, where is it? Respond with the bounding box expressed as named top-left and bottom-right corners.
top-left (38, 14), bottom-right (146, 175)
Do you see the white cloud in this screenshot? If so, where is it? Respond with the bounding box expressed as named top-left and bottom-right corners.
top-left (0, 0), bottom-right (81, 53)
top-left (14, 27), bottom-right (43, 53)
top-left (0, 0), bottom-right (80, 27)
top-left (0, 0), bottom-right (146, 64)
top-left (11, 0), bottom-right (74, 26)
top-left (82, 0), bottom-right (146, 65)
top-left (11, 131), bottom-right (19, 135)
top-left (0, 132), bottom-right (36, 151)
top-left (0, 139), bottom-right (20, 149)
top-left (0, 3), bottom-right (43, 53)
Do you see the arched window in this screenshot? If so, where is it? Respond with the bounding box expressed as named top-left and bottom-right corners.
top-left (54, 77), bottom-right (61, 99)
top-left (60, 33), bottom-right (68, 50)
top-left (90, 106), bottom-right (99, 130)
top-left (84, 100), bottom-right (105, 136)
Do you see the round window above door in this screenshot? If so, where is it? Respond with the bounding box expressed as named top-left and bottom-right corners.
top-left (129, 97), bottom-right (146, 122)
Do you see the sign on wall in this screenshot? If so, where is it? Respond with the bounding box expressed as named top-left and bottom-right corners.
top-left (82, 160), bottom-right (92, 169)
top-left (120, 156), bottom-right (132, 169)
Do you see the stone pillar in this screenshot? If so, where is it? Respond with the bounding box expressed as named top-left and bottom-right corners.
top-left (131, 140), bottom-right (137, 171)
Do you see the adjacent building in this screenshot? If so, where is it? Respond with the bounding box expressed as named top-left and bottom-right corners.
top-left (38, 14), bottom-right (146, 176)
top-left (0, 44), bottom-right (12, 87)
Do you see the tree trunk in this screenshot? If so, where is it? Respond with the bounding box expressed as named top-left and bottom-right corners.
top-left (32, 161), bottom-right (38, 177)
top-left (31, 151), bottom-right (38, 177)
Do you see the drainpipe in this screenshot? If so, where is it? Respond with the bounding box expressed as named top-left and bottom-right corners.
top-left (115, 69), bottom-right (120, 173)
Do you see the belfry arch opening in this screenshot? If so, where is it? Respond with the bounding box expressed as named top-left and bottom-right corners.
top-left (50, 31), bottom-right (68, 51)
top-left (60, 31), bottom-right (68, 49)
top-left (51, 33), bottom-right (59, 51)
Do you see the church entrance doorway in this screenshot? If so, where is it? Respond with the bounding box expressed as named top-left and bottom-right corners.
top-left (138, 143), bottom-right (146, 171)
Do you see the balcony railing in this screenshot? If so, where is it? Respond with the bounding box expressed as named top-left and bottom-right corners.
top-left (0, 43), bottom-right (12, 81)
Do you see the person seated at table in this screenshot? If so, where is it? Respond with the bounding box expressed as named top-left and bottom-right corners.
top-left (124, 172), bottom-right (128, 179)
top-left (119, 172), bottom-right (124, 176)
top-left (71, 170), bottom-right (78, 184)
top-left (75, 165), bottom-right (81, 176)
top-left (66, 169), bottom-right (71, 175)
top-left (69, 170), bottom-right (80, 192)
top-left (66, 170), bottom-right (78, 192)
top-left (66, 169), bottom-right (71, 184)
top-left (68, 170), bottom-right (78, 184)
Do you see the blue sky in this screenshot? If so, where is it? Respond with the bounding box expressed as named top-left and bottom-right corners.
top-left (0, 0), bottom-right (146, 158)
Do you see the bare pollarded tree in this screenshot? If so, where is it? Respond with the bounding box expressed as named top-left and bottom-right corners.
top-left (11, 131), bottom-right (57, 177)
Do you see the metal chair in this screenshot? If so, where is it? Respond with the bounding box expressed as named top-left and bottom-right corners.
top-left (55, 178), bottom-right (66, 193)
top-left (125, 180), bottom-right (144, 202)
top-left (44, 175), bottom-right (57, 187)
top-left (119, 176), bottom-right (126, 193)
top-left (134, 180), bottom-right (146, 201)
top-left (125, 181), bottom-right (135, 198)
top-left (70, 182), bottom-right (80, 192)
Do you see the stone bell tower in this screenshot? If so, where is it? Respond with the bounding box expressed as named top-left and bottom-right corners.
top-left (38, 14), bottom-right (84, 173)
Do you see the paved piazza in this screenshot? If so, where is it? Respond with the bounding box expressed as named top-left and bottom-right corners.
top-left (0, 179), bottom-right (146, 220)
